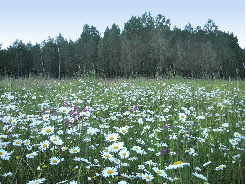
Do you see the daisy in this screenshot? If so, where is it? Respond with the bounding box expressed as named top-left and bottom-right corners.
top-left (1, 152), bottom-right (11, 160)
top-left (136, 173), bottom-right (144, 178)
top-left (138, 165), bottom-right (145, 170)
top-left (136, 138), bottom-right (145, 145)
top-left (120, 163), bottom-right (129, 167)
top-left (138, 118), bottom-right (144, 124)
top-left (118, 181), bottom-right (128, 184)
top-left (38, 140), bottom-right (50, 151)
top-left (152, 167), bottom-right (168, 178)
top-left (50, 157), bottom-right (61, 165)
top-left (83, 137), bottom-right (91, 142)
top-left (1, 172), bottom-right (13, 177)
top-left (215, 165), bottom-right (226, 171)
top-left (170, 151), bottom-right (177, 156)
top-left (148, 148), bottom-right (155, 152)
top-left (58, 107), bottom-right (70, 114)
top-left (186, 148), bottom-right (195, 155)
top-left (26, 152), bottom-right (38, 159)
top-left (169, 134), bottom-right (177, 140)
top-left (131, 146), bottom-right (142, 152)
top-left (87, 127), bottom-right (99, 135)
top-left (102, 167), bottom-right (118, 178)
top-left (101, 152), bottom-right (115, 161)
top-left (57, 130), bottom-right (64, 135)
top-left (0, 135), bottom-right (8, 139)
top-left (118, 127), bottom-right (128, 135)
top-left (69, 146), bottom-right (80, 154)
top-left (229, 139), bottom-right (238, 146)
top-left (43, 114), bottom-right (50, 121)
top-left (13, 139), bottom-right (22, 146)
top-left (26, 145), bottom-right (33, 150)
top-left (41, 126), bottom-right (54, 135)
top-left (108, 142), bottom-right (124, 153)
top-left (113, 158), bottom-right (121, 165)
top-left (69, 180), bottom-right (77, 184)
top-left (164, 108), bottom-right (169, 112)
top-left (203, 161), bottom-right (212, 167)
top-left (23, 139), bottom-right (31, 146)
top-left (178, 113), bottom-right (187, 120)
top-left (119, 149), bottom-right (130, 159)
top-left (128, 157), bottom-right (138, 161)
top-left (139, 149), bottom-right (147, 155)
top-left (194, 167), bottom-right (201, 172)
top-left (105, 133), bottom-right (119, 142)
top-left (144, 160), bottom-right (157, 166)
top-left (234, 132), bottom-right (241, 138)
top-left (166, 161), bottom-right (190, 169)
top-left (192, 172), bottom-right (207, 181)
top-left (142, 173), bottom-right (154, 182)
top-left (50, 135), bottom-right (63, 145)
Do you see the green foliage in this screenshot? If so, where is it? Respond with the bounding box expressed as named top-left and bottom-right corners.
top-left (0, 13), bottom-right (244, 79)
top-left (0, 77), bottom-right (244, 183)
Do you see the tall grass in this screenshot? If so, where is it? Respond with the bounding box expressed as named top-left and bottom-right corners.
top-left (0, 77), bottom-right (244, 184)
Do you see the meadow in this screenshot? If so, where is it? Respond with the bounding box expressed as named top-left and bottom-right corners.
top-left (0, 77), bottom-right (245, 184)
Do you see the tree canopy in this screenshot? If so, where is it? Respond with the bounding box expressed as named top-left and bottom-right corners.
top-left (0, 12), bottom-right (244, 79)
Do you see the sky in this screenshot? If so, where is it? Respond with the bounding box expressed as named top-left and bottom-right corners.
top-left (1, 0), bottom-right (245, 49)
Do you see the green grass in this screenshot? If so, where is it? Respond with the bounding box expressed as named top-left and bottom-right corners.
top-left (0, 77), bottom-right (245, 184)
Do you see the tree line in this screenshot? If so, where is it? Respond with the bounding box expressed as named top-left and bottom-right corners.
top-left (0, 12), bottom-right (245, 79)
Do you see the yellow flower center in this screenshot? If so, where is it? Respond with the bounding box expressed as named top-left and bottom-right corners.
top-left (174, 161), bottom-right (183, 165)
top-left (16, 142), bottom-right (20, 144)
top-left (107, 170), bottom-right (113, 174)
top-left (109, 137), bottom-right (114, 140)
top-left (146, 176), bottom-right (150, 179)
top-left (122, 130), bottom-right (126, 133)
top-left (54, 139), bottom-right (57, 141)
top-left (53, 160), bottom-right (57, 163)
top-left (113, 146), bottom-right (118, 149)
top-left (46, 129), bottom-right (51, 133)
top-left (73, 150), bottom-right (77, 153)
top-left (105, 154), bottom-right (110, 158)
top-left (123, 153), bottom-right (126, 156)
top-left (157, 171), bottom-right (162, 174)
top-left (43, 144), bottom-right (47, 148)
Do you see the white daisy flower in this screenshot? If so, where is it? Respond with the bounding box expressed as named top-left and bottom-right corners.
top-left (69, 146), bottom-right (80, 154)
top-left (215, 164), bottom-right (226, 171)
top-left (102, 167), bottom-right (118, 178)
top-left (192, 172), bottom-right (207, 181)
top-left (50, 157), bottom-right (61, 165)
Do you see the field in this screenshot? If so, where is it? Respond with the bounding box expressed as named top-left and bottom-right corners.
top-left (0, 77), bottom-right (245, 184)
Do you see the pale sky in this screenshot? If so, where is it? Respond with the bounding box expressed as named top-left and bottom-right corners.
top-left (1, 0), bottom-right (245, 49)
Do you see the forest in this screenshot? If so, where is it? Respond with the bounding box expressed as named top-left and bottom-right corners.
top-left (0, 12), bottom-right (245, 79)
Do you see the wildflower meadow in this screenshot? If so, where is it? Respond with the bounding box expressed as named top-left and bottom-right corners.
top-left (0, 77), bottom-right (245, 184)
